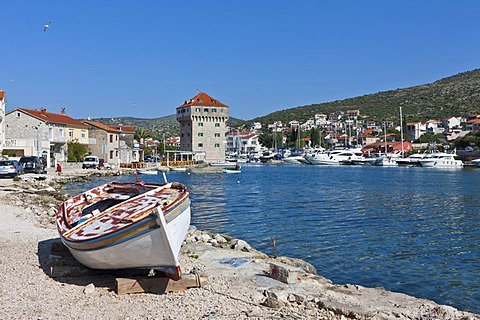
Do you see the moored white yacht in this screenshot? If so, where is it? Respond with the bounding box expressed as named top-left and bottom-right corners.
top-left (395, 152), bottom-right (428, 166)
top-left (472, 159), bottom-right (480, 167)
top-left (305, 149), bottom-right (364, 165)
top-left (373, 155), bottom-right (398, 166)
top-left (418, 152), bottom-right (463, 168)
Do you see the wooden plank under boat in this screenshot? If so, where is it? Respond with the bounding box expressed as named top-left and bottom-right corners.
top-left (55, 180), bottom-right (190, 280)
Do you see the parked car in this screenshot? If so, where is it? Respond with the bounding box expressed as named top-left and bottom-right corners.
top-left (82, 156), bottom-right (100, 169)
top-left (0, 160), bottom-right (23, 178)
top-left (19, 156), bottom-right (43, 174)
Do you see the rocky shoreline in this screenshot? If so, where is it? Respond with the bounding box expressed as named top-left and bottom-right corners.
top-left (0, 169), bottom-right (479, 319)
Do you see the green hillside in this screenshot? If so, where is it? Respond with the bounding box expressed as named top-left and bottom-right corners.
top-left (95, 68), bottom-right (480, 134)
top-left (251, 69), bottom-right (480, 125)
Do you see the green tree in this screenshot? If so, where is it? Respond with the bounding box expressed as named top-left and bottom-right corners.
top-left (67, 140), bottom-right (88, 162)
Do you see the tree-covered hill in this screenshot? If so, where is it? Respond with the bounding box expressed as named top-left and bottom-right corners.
top-left (94, 68), bottom-right (480, 135)
top-left (250, 68), bottom-right (480, 126)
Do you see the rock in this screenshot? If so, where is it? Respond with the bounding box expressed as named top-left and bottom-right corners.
top-left (214, 234), bottom-right (228, 243)
top-left (83, 283), bottom-right (95, 294)
top-left (269, 261), bottom-right (303, 284)
top-left (200, 234), bottom-right (211, 242)
top-left (232, 239), bottom-right (251, 251)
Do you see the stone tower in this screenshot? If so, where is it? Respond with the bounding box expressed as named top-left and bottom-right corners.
top-left (176, 92), bottom-right (229, 162)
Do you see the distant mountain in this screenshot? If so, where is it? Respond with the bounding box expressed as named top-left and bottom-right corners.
top-left (250, 69), bottom-right (480, 126)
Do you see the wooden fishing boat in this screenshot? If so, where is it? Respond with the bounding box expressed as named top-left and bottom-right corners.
top-left (55, 179), bottom-right (191, 280)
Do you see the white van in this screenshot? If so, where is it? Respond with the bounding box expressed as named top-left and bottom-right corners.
top-left (82, 156), bottom-right (100, 169)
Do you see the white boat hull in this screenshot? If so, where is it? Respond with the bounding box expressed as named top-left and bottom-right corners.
top-left (136, 169), bottom-right (158, 175)
top-left (65, 206), bottom-right (190, 273)
top-left (419, 160), bottom-right (463, 168)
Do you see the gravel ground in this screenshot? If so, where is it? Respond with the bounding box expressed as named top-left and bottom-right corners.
top-left (0, 178), bottom-right (331, 320)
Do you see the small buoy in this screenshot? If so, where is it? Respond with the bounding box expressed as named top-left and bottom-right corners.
top-left (237, 180), bottom-right (240, 184)
top-left (187, 172), bottom-right (191, 175)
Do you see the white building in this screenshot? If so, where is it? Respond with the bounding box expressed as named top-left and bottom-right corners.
top-left (226, 131), bottom-right (261, 156)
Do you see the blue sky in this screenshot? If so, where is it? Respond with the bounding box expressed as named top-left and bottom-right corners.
top-left (2, 1), bottom-right (480, 120)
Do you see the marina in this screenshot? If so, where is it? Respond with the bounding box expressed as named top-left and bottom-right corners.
top-left (63, 163), bottom-right (480, 314)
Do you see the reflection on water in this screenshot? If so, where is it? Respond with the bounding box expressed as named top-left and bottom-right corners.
top-left (62, 165), bottom-right (480, 313)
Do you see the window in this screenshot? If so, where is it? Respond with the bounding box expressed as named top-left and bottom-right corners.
top-left (204, 108), bottom-right (209, 112)
top-left (195, 108), bottom-right (201, 112)
top-left (215, 123), bottom-right (220, 127)
top-left (198, 143), bottom-right (203, 148)
top-left (81, 130), bottom-right (86, 138)
top-left (212, 108), bottom-right (217, 112)
top-left (214, 133), bottom-right (220, 137)
top-left (60, 129), bottom-right (64, 137)
top-left (198, 133), bottom-right (203, 137)
top-left (109, 150), bottom-right (114, 159)
top-left (110, 134), bottom-right (113, 143)
top-left (198, 123), bottom-right (204, 127)
top-left (68, 130), bottom-right (73, 137)
top-left (215, 143), bottom-right (220, 148)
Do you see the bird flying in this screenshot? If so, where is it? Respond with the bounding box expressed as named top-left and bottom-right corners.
top-left (44, 21), bottom-right (51, 32)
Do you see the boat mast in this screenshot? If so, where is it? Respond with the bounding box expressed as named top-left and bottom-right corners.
top-left (400, 106), bottom-right (404, 157)
top-left (384, 122), bottom-right (387, 156)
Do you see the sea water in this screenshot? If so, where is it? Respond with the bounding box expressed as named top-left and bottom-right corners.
top-left (63, 164), bottom-right (480, 313)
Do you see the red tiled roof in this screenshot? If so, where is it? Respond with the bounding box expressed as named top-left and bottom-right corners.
top-left (177, 92), bottom-right (228, 109)
top-left (83, 121), bottom-right (134, 133)
top-left (112, 125), bottom-right (135, 133)
top-left (0, 90), bottom-right (5, 99)
top-left (83, 120), bottom-right (119, 133)
top-left (18, 108), bottom-right (87, 128)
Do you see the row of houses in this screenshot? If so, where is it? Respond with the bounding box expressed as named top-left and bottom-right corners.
top-left (0, 90), bottom-right (233, 167)
top-left (0, 91), bottom-right (140, 168)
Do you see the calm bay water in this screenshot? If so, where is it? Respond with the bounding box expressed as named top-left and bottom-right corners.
top-left (63, 164), bottom-right (480, 313)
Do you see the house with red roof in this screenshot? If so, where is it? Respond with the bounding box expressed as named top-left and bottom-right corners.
top-left (83, 120), bottom-right (140, 167)
top-left (225, 131), bottom-right (261, 156)
top-left (5, 107), bottom-right (88, 167)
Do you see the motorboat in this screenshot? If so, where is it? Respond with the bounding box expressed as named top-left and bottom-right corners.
top-left (418, 152), bottom-right (463, 168)
top-left (55, 178), bottom-right (191, 280)
top-left (282, 152), bottom-right (306, 164)
top-left (373, 156), bottom-right (398, 167)
top-left (305, 149), bottom-right (364, 165)
top-left (221, 166), bottom-right (242, 174)
top-left (396, 153), bottom-right (428, 166)
top-left (136, 169), bottom-right (158, 175)
top-left (472, 159), bottom-right (480, 167)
